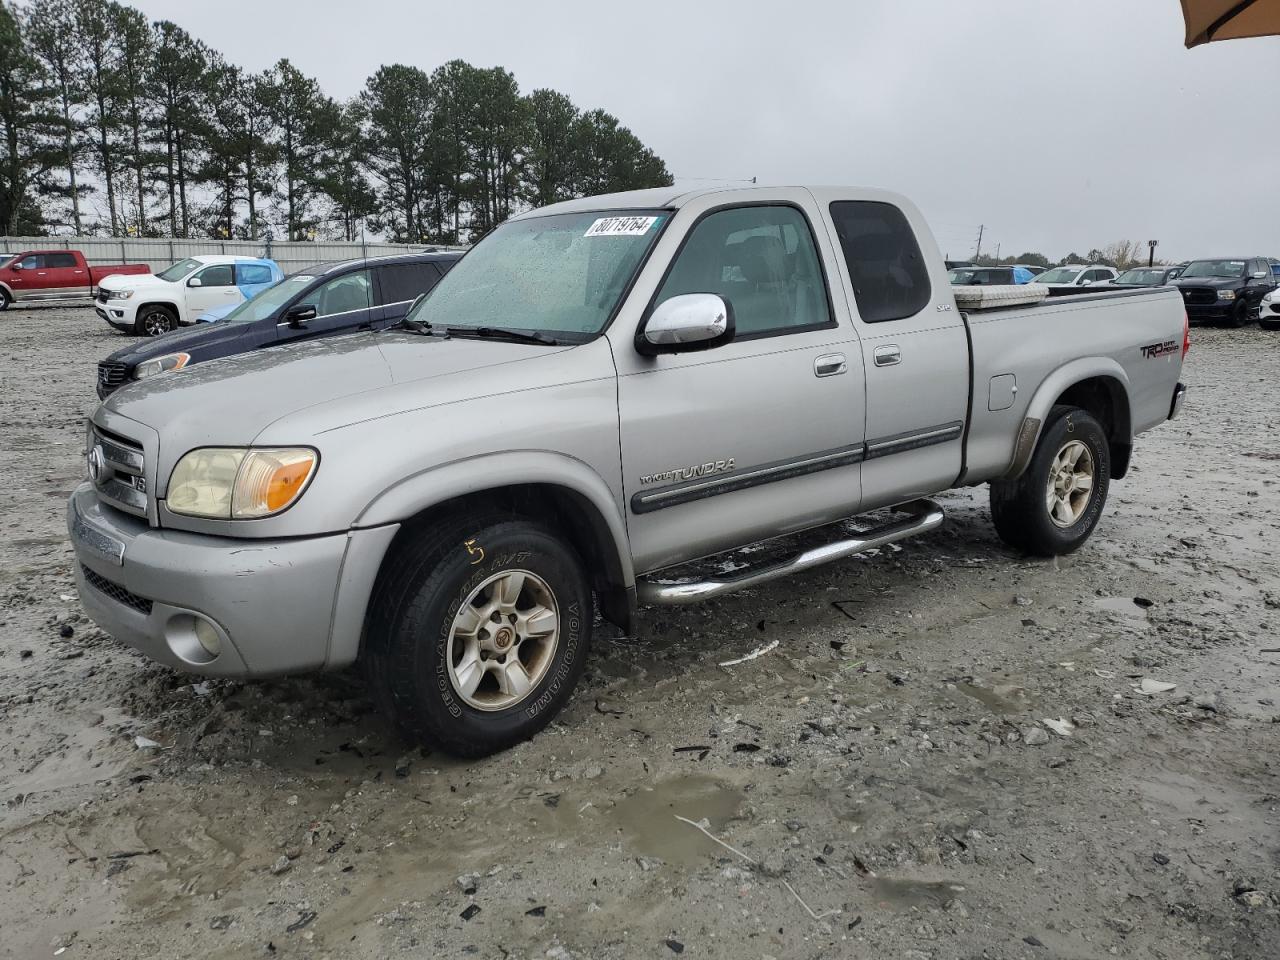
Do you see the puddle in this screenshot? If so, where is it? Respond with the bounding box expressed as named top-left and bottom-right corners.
top-left (955, 682), bottom-right (1031, 715)
top-left (1093, 597), bottom-right (1150, 619)
top-left (869, 877), bottom-right (966, 910)
top-left (612, 774), bottom-right (744, 865)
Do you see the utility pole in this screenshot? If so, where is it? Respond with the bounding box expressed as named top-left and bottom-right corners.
top-left (1147, 240), bottom-right (1158, 268)
top-left (974, 224), bottom-right (984, 260)
top-left (995, 242), bottom-right (1001, 261)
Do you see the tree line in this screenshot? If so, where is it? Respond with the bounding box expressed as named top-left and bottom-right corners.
top-left (0, 0), bottom-right (673, 242)
top-left (969, 241), bottom-right (1166, 271)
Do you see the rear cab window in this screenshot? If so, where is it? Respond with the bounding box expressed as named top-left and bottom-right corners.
top-left (828, 201), bottom-right (931, 323)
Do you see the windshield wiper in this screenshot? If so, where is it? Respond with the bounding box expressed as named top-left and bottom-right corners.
top-left (449, 326), bottom-right (559, 345)
top-left (399, 316), bottom-right (447, 337)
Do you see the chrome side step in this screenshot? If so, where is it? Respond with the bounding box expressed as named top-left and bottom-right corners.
top-left (636, 499), bottom-right (945, 606)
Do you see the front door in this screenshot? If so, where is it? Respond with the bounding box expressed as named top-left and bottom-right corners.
top-left (8, 253), bottom-right (41, 299)
top-left (184, 263), bottom-right (241, 323)
top-left (275, 268), bottom-right (380, 343)
top-left (373, 261), bottom-right (443, 327)
top-left (612, 194), bottom-right (866, 574)
top-left (817, 195), bottom-right (970, 508)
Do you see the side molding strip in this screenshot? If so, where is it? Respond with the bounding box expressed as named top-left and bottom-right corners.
top-left (632, 420), bottom-right (964, 515)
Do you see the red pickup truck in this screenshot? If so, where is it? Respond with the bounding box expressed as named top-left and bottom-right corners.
top-left (0, 249), bottom-right (150, 310)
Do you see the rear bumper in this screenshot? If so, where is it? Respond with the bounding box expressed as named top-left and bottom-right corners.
top-left (1169, 383), bottom-right (1187, 421)
top-left (67, 483), bottom-right (399, 678)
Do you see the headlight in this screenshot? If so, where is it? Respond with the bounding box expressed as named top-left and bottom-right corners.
top-left (134, 352), bottom-right (190, 380)
top-left (1217, 290), bottom-right (1236, 300)
top-left (107, 289), bottom-right (134, 300)
top-left (167, 447), bottom-right (318, 519)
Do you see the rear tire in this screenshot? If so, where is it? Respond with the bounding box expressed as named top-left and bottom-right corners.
top-left (363, 513), bottom-right (593, 757)
top-left (990, 405), bottom-right (1111, 557)
top-left (134, 305), bottom-right (176, 337)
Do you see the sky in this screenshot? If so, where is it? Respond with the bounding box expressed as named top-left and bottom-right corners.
top-left (128, 0), bottom-right (1280, 262)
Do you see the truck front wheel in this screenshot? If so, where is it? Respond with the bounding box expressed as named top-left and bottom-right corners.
top-left (134, 305), bottom-right (176, 337)
top-left (989, 405), bottom-right (1111, 556)
top-left (363, 515), bottom-right (593, 757)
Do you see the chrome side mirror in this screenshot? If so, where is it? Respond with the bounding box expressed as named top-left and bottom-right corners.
top-left (638, 293), bottom-right (734, 356)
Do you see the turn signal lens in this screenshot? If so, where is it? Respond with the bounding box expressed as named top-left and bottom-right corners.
top-left (231, 449), bottom-right (318, 518)
top-left (167, 447), bottom-right (317, 519)
top-left (1182, 312), bottom-right (1191, 359)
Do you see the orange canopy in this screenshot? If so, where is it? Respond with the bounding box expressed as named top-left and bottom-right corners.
top-left (1182, 0), bottom-right (1280, 46)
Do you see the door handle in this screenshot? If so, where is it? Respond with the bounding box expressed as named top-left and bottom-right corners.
top-left (814, 353), bottom-right (846, 377)
top-left (874, 345), bottom-right (901, 367)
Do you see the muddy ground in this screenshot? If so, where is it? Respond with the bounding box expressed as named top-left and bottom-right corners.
top-left (1, 306), bottom-right (1277, 960)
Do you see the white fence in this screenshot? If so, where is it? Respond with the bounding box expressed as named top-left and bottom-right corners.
top-left (0, 236), bottom-right (465, 273)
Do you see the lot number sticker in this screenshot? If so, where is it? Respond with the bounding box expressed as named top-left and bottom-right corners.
top-left (584, 216), bottom-right (660, 238)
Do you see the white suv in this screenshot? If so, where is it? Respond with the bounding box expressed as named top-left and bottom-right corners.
top-left (96, 255), bottom-right (282, 336)
top-left (1032, 264), bottom-right (1118, 289)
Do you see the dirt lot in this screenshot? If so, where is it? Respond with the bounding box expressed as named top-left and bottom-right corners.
top-left (1, 305), bottom-right (1277, 960)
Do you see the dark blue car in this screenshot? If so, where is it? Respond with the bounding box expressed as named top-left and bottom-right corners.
top-left (96, 252), bottom-right (461, 398)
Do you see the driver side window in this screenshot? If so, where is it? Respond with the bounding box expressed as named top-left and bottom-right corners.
top-left (196, 264), bottom-right (235, 286)
top-left (310, 269), bottom-right (372, 318)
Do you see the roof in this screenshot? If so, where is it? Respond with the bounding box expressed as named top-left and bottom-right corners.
top-left (303, 251), bottom-right (464, 276)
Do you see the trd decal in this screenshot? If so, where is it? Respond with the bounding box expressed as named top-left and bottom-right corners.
top-left (1140, 340), bottom-right (1179, 359)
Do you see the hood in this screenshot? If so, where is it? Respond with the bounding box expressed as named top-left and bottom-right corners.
top-left (102, 330), bottom-right (576, 450)
top-left (103, 318), bottom-right (258, 367)
top-left (1172, 275), bottom-right (1243, 288)
top-left (99, 272), bottom-right (173, 292)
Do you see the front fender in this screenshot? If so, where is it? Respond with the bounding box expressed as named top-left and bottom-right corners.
top-left (352, 448), bottom-right (635, 585)
top-left (1006, 357), bottom-right (1131, 479)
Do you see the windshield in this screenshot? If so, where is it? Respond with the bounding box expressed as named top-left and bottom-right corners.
top-left (1036, 268), bottom-right (1081, 284)
top-left (157, 258), bottom-right (202, 282)
top-left (222, 275), bottom-right (313, 324)
top-left (1115, 269), bottom-right (1165, 285)
top-left (406, 210), bottom-right (667, 339)
top-left (1181, 259), bottom-right (1245, 279)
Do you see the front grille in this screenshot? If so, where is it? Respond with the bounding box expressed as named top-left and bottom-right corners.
top-left (97, 361), bottom-right (129, 394)
top-left (1270, 302), bottom-right (1280, 315)
top-left (82, 564), bottom-right (152, 615)
top-left (90, 426), bottom-right (149, 518)
top-left (96, 289), bottom-right (109, 304)
top-left (1180, 287), bottom-right (1218, 306)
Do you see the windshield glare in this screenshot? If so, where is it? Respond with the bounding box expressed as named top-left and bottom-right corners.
top-left (1036, 268), bottom-right (1081, 284)
top-left (219, 275), bottom-right (312, 324)
top-left (1116, 269), bottom-right (1164, 284)
top-left (406, 210), bottom-right (667, 338)
top-left (1181, 260), bottom-right (1245, 279)
top-left (157, 258), bottom-right (202, 282)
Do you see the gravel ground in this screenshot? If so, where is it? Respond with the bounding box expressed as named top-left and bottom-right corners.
top-left (1, 305), bottom-right (1278, 960)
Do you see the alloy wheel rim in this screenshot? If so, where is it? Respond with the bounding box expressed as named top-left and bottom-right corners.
top-left (144, 312), bottom-right (168, 336)
top-left (1045, 439), bottom-right (1095, 528)
top-left (446, 569), bottom-right (559, 711)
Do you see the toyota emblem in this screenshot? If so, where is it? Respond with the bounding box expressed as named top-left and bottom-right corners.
top-left (87, 444), bottom-right (106, 483)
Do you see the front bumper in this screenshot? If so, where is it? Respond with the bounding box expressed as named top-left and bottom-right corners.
top-left (67, 483), bottom-right (396, 678)
top-left (1183, 301), bottom-right (1236, 322)
top-left (95, 302), bottom-right (133, 327)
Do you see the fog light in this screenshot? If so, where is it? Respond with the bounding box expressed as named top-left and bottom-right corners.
top-left (194, 617), bottom-right (221, 656)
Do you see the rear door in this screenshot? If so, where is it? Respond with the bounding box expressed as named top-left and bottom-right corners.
top-left (817, 193), bottom-right (970, 509)
top-left (43, 251), bottom-right (86, 295)
top-left (235, 261), bottom-right (278, 301)
top-left (275, 268), bottom-right (379, 343)
top-left (372, 261), bottom-right (443, 327)
top-left (184, 262), bottom-right (240, 322)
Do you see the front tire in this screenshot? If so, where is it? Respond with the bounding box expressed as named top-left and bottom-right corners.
top-left (134, 305), bottom-right (176, 337)
top-left (990, 405), bottom-right (1111, 556)
top-left (364, 514), bottom-right (593, 757)
top-left (1230, 299), bottom-right (1250, 328)
top-left (0, 289), bottom-right (10, 311)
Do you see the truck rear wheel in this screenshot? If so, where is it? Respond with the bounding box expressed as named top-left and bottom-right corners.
top-left (134, 305), bottom-right (176, 337)
top-left (989, 405), bottom-right (1111, 556)
top-left (363, 514), bottom-right (592, 757)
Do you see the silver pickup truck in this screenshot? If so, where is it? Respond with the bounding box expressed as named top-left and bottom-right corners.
top-left (68, 185), bottom-right (1188, 756)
